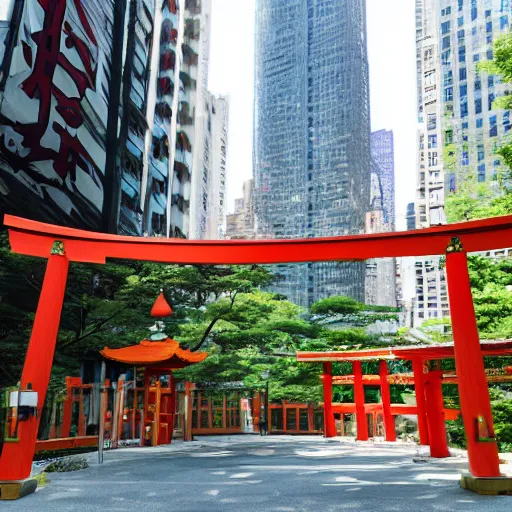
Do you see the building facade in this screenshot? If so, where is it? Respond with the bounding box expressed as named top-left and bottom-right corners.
top-left (413, 0), bottom-right (512, 325)
top-left (406, 202), bottom-right (417, 230)
top-left (371, 130), bottom-right (396, 229)
top-left (253, 0), bottom-right (371, 307)
top-left (225, 179), bottom-right (255, 240)
top-left (0, 0), bottom-right (221, 240)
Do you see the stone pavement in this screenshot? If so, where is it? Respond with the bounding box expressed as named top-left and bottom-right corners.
top-left (3, 436), bottom-right (512, 511)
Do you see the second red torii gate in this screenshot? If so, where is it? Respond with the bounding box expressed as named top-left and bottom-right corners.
top-left (1, 213), bottom-right (512, 486)
top-left (297, 341), bottom-right (512, 459)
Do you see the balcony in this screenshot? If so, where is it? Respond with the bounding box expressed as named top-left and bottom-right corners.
top-left (161, 19), bottom-right (178, 46)
top-left (160, 49), bottom-right (176, 72)
top-left (178, 101), bottom-right (193, 126)
top-left (175, 148), bottom-right (192, 169)
top-left (176, 130), bottom-right (192, 152)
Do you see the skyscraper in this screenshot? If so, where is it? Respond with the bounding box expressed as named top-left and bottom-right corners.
top-left (365, 130), bottom-right (397, 307)
top-left (253, 0), bottom-right (371, 307)
top-left (0, 0), bottom-right (224, 240)
top-left (371, 129), bottom-right (396, 229)
top-left (412, 0), bottom-right (512, 325)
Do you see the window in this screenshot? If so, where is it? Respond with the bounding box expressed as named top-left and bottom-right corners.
top-left (487, 22), bottom-right (493, 33)
top-left (442, 21), bottom-right (451, 34)
top-left (489, 93), bottom-right (495, 110)
top-left (475, 79), bottom-right (481, 90)
top-left (428, 152), bottom-right (438, 167)
top-left (460, 84), bottom-right (467, 97)
top-left (458, 29), bottom-right (465, 40)
top-left (487, 49), bottom-right (494, 60)
top-left (485, 9), bottom-right (491, 18)
top-left (427, 113), bottom-right (437, 131)
top-left (443, 70), bottom-right (453, 86)
top-left (458, 0), bottom-right (463, 12)
top-left (428, 135), bottom-right (437, 148)
top-left (490, 115), bottom-right (497, 137)
top-left (473, 53), bottom-right (480, 62)
top-left (488, 76), bottom-right (494, 88)
top-left (461, 101), bottom-right (468, 117)
top-left (442, 50), bottom-right (451, 64)
top-left (462, 151), bottom-right (469, 165)
top-left (504, 111), bottom-right (511, 132)
top-left (471, 0), bottom-right (477, 21)
top-left (442, 36), bottom-right (451, 49)
top-left (477, 144), bottom-right (485, 161)
top-left (445, 130), bottom-right (453, 144)
top-left (475, 98), bottom-right (482, 114)
top-left (476, 118), bottom-right (483, 128)
top-left (449, 173), bottom-right (456, 192)
top-left (459, 68), bottom-right (467, 80)
top-left (462, 122), bottom-right (469, 129)
top-left (444, 87), bottom-right (453, 101)
top-left (487, 34), bottom-right (493, 44)
top-left (501, 15), bottom-right (509, 30)
top-left (425, 71), bottom-right (436, 86)
top-left (478, 164), bottom-right (486, 182)
top-left (446, 6), bottom-right (451, 15)
top-left (458, 16), bottom-right (464, 27)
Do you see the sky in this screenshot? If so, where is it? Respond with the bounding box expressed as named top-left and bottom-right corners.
top-left (208, 0), bottom-right (418, 231)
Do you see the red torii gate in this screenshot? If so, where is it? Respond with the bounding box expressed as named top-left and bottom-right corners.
top-left (297, 341), bottom-right (512, 461)
top-left (1, 213), bottom-right (512, 488)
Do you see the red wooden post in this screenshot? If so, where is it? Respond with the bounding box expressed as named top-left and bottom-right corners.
top-left (379, 361), bottom-right (396, 442)
top-left (184, 382), bottom-right (193, 441)
top-left (0, 246), bottom-right (69, 481)
top-left (424, 370), bottom-right (450, 458)
top-left (61, 377), bottom-right (76, 438)
top-left (445, 242), bottom-right (500, 477)
top-left (322, 362), bottom-right (336, 437)
top-left (412, 358), bottom-right (429, 446)
top-left (353, 361), bottom-right (368, 441)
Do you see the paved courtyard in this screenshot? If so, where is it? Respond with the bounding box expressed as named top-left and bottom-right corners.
top-left (4, 436), bottom-right (512, 511)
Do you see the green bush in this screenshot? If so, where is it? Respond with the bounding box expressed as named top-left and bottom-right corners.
top-left (45, 455), bottom-right (89, 473)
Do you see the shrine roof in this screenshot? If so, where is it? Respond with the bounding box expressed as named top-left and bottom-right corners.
top-left (296, 339), bottom-right (512, 362)
top-left (101, 338), bottom-right (207, 368)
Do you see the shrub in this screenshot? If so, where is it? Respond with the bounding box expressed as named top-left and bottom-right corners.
top-left (45, 455), bottom-right (89, 473)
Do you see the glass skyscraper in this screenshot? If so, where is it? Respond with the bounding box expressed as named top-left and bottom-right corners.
top-left (253, 0), bottom-right (371, 307)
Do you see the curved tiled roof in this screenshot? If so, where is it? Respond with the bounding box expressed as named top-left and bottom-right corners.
top-left (101, 338), bottom-right (207, 367)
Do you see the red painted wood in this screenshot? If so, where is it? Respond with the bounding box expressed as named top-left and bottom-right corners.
top-left (412, 358), bottom-right (429, 446)
top-left (297, 340), bottom-right (512, 362)
top-left (379, 361), bottom-right (396, 442)
top-left (0, 252), bottom-right (69, 481)
top-left (5, 213), bottom-right (512, 264)
top-left (35, 436), bottom-right (98, 452)
top-left (446, 250), bottom-right (501, 477)
top-left (322, 362), bottom-right (336, 438)
top-left (424, 370), bottom-right (450, 458)
top-left (353, 362), bottom-right (368, 441)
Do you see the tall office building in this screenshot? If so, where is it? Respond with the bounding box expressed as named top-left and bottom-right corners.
top-left (371, 130), bottom-right (396, 229)
top-left (225, 179), bottom-right (255, 240)
top-left (253, 0), bottom-right (371, 307)
top-left (0, 0), bottom-right (222, 239)
top-left (365, 130), bottom-right (397, 307)
top-left (200, 93), bottom-right (229, 240)
top-left (413, 0), bottom-right (512, 325)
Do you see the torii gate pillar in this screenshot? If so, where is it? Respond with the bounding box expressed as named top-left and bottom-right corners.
top-left (0, 243), bottom-right (69, 498)
top-left (322, 362), bottom-right (337, 438)
top-left (445, 238), bottom-right (500, 478)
